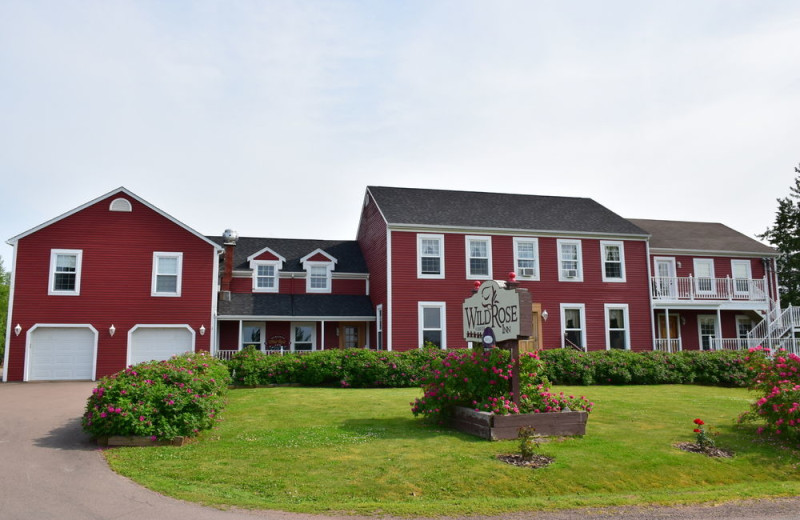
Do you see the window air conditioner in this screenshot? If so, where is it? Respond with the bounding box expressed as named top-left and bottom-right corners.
top-left (565, 269), bottom-right (578, 279)
top-left (520, 268), bottom-right (535, 277)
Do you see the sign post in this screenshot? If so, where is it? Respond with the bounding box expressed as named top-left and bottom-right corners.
top-left (462, 274), bottom-right (532, 405)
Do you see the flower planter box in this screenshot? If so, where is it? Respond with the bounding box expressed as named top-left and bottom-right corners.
top-left (95, 436), bottom-right (188, 447)
top-left (451, 406), bottom-right (588, 440)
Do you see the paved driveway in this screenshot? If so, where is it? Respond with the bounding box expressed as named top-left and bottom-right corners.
top-left (0, 381), bottom-right (798, 520)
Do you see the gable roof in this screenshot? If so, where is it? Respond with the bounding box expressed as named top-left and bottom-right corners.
top-left (7, 187), bottom-right (223, 251)
top-left (627, 219), bottom-right (777, 256)
top-left (366, 186), bottom-right (648, 237)
top-left (207, 236), bottom-right (368, 273)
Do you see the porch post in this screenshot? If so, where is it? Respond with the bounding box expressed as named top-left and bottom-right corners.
top-left (716, 308), bottom-right (722, 351)
top-left (321, 320), bottom-right (325, 351)
top-left (665, 309), bottom-right (671, 352)
top-left (237, 320), bottom-right (243, 351)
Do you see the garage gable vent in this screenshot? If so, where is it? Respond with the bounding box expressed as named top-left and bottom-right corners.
top-left (109, 198), bottom-right (133, 212)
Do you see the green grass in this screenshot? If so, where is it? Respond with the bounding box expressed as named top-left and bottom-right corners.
top-left (104, 385), bottom-right (800, 516)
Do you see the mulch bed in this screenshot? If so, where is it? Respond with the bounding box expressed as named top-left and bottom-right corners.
top-left (496, 453), bottom-right (555, 469)
top-left (674, 442), bottom-right (734, 458)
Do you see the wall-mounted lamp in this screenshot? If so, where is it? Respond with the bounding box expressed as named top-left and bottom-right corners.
top-left (677, 261), bottom-right (682, 269)
top-left (199, 325), bottom-right (206, 336)
top-left (680, 316), bottom-right (686, 326)
top-left (109, 324), bottom-right (116, 337)
top-left (14, 324), bottom-right (22, 336)
top-left (542, 310), bottom-right (549, 322)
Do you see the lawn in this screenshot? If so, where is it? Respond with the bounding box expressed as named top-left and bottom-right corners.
top-left (104, 385), bottom-right (800, 516)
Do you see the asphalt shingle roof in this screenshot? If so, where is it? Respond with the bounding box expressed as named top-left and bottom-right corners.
top-left (206, 236), bottom-right (368, 273)
top-left (218, 293), bottom-right (375, 318)
top-left (367, 186), bottom-right (649, 236)
top-left (627, 219), bottom-right (776, 255)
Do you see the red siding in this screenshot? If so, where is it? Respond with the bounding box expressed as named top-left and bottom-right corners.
top-left (389, 231), bottom-right (653, 352)
top-left (6, 193), bottom-right (217, 381)
top-left (356, 192), bottom-right (388, 347)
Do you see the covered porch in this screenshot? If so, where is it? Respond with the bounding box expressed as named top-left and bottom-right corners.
top-left (215, 293), bottom-right (376, 360)
top-left (652, 305), bottom-right (765, 353)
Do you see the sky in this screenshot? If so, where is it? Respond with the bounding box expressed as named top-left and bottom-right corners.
top-left (2, 1), bottom-right (799, 266)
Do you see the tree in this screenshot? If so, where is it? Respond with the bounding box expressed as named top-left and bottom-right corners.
top-left (0, 255), bottom-right (9, 363)
top-left (759, 164), bottom-right (800, 306)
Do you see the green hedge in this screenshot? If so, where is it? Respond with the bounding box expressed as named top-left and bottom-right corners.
top-left (226, 347), bottom-right (752, 388)
top-left (539, 349), bottom-right (751, 387)
top-left (227, 347), bottom-right (448, 388)
top-left (82, 352), bottom-right (231, 440)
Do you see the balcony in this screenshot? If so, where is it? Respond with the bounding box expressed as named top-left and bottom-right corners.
top-left (651, 276), bottom-right (768, 306)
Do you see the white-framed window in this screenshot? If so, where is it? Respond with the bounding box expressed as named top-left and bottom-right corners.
top-left (48, 249), bottom-right (83, 295)
top-left (252, 261), bottom-right (280, 293)
top-left (736, 315), bottom-right (754, 340)
top-left (376, 304), bottom-right (384, 350)
top-left (693, 258), bottom-right (715, 294)
top-left (419, 302), bottom-right (446, 349)
top-left (605, 304), bottom-right (630, 350)
top-left (731, 259), bottom-right (752, 295)
top-left (513, 237), bottom-right (539, 280)
top-left (557, 239), bottom-right (583, 282)
top-left (560, 304), bottom-right (586, 349)
top-left (465, 235), bottom-right (492, 280)
top-left (698, 315), bottom-right (717, 351)
top-left (306, 263), bottom-right (332, 293)
top-left (601, 241), bottom-right (626, 282)
top-left (242, 321), bottom-right (265, 350)
top-left (152, 252), bottom-right (182, 297)
top-left (291, 322), bottom-right (316, 351)
top-left (418, 234), bottom-right (445, 279)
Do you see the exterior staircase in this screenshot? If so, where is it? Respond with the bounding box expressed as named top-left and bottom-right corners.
top-left (747, 301), bottom-right (800, 354)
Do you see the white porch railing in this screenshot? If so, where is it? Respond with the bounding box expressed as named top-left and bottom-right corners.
top-left (651, 276), bottom-right (768, 303)
top-left (710, 338), bottom-right (751, 351)
top-left (654, 339), bottom-right (682, 352)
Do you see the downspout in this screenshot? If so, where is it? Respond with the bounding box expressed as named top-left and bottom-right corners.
top-left (386, 228), bottom-right (393, 351)
top-left (646, 240), bottom-right (656, 351)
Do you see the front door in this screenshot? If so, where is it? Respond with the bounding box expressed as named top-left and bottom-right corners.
top-left (339, 323), bottom-right (365, 349)
top-left (519, 303), bottom-right (543, 354)
top-left (657, 314), bottom-right (681, 352)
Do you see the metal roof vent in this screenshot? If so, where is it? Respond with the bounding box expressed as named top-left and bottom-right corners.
top-left (222, 229), bottom-right (239, 246)
top-left (109, 198), bottom-right (132, 212)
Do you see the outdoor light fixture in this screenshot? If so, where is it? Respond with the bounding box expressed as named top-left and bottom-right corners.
top-left (14, 324), bottom-right (22, 336)
top-left (542, 310), bottom-right (549, 322)
top-left (199, 325), bottom-right (206, 336)
top-left (109, 324), bottom-right (116, 337)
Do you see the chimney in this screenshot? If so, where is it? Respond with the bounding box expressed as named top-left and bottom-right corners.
top-left (220, 229), bottom-right (238, 299)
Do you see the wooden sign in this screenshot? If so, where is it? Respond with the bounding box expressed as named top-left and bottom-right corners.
top-left (463, 280), bottom-right (532, 343)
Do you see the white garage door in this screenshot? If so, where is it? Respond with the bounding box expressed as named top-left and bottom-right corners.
top-left (130, 327), bottom-right (193, 365)
top-left (29, 327), bottom-right (95, 381)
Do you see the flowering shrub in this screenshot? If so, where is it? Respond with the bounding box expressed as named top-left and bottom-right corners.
top-left (410, 349), bottom-right (593, 420)
top-left (692, 418), bottom-right (717, 450)
top-left (739, 346), bottom-right (800, 442)
top-left (540, 349), bottom-right (751, 387)
top-left (82, 352), bottom-right (231, 440)
top-left (227, 347), bottom-right (446, 388)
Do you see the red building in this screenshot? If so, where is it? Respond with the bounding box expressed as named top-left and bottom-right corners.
top-left (3, 188), bottom-right (221, 382)
top-left (2, 185), bottom-right (790, 382)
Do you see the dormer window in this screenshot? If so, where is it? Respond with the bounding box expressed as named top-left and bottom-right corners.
top-left (300, 249), bottom-right (337, 294)
top-left (247, 247), bottom-right (286, 293)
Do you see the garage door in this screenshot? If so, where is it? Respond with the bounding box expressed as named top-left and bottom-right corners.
top-left (29, 327), bottom-right (95, 381)
top-left (130, 327), bottom-right (193, 365)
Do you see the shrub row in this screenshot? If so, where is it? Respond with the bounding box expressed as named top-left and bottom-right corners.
top-left (539, 349), bottom-right (752, 387)
top-left (82, 352), bottom-right (231, 440)
top-left (227, 347), bottom-right (447, 388)
top-left (226, 348), bottom-right (753, 389)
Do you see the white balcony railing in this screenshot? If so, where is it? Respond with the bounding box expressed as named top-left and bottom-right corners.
top-left (651, 276), bottom-right (768, 303)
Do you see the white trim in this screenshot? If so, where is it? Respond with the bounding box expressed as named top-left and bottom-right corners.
top-left (418, 301), bottom-right (447, 349)
top-left (304, 262), bottom-right (333, 293)
top-left (735, 314), bottom-right (754, 339)
top-left (48, 249), bottom-right (83, 296)
top-left (417, 233), bottom-right (445, 279)
top-left (24, 324), bottom-right (98, 382)
top-left (376, 304), bottom-right (384, 350)
top-left (560, 304), bottom-right (586, 349)
top-left (127, 324), bottom-right (196, 366)
top-left (241, 321), bottom-right (266, 350)
top-left (557, 239), bottom-right (583, 282)
top-left (647, 247), bottom-right (778, 258)
top-left (387, 229), bottom-right (393, 351)
top-left (6, 187), bottom-right (223, 252)
top-left (246, 246), bottom-right (287, 266)
top-left (299, 248), bottom-right (338, 265)
top-left (109, 197), bottom-right (132, 212)
top-left (600, 241), bottom-right (626, 282)
top-left (513, 237), bottom-right (540, 280)
top-left (604, 304), bottom-right (631, 350)
top-left (731, 259), bottom-right (752, 296)
top-left (465, 235), bottom-right (492, 280)
top-left (290, 322), bottom-right (317, 352)
top-left (151, 252), bottom-right (183, 297)
top-left (210, 248), bottom-right (220, 356)
top-left (386, 222), bottom-right (650, 240)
